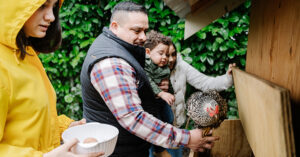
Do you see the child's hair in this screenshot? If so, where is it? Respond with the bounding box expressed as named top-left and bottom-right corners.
top-left (144, 30), bottom-right (172, 50)
top-left (16, 0), bottom-right (62, 60)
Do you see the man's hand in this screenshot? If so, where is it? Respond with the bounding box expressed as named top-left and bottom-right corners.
top-left (187, 129), bottom-right (219, 152)
top-left (43, 138), bottom-right (104, 157)
top-left (226, 63), bottom-right (236, 75)
top-left (158, 91), bottom-right (175, 105)
top-left (158, 78), bottom-right (169, 92)
top-left (69, 118), bottom-right (86, 128)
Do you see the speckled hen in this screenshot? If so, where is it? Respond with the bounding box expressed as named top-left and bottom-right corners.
top-left (186, 90), bottom-right (227, 136)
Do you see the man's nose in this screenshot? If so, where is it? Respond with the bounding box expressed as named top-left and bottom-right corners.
top-left (139, 31), bottom-right (146, 42)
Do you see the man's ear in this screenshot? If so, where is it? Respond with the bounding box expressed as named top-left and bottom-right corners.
top-left (109, 21), bottom-right (118, 34)
top-left (145, 48), bottom-right (151, 55)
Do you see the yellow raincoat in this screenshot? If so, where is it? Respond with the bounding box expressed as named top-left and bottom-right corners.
top-left (0, 0), bottom-right (73, 156)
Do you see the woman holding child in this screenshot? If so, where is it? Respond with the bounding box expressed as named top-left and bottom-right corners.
top-left (148, 33), bottom-right (235, 157)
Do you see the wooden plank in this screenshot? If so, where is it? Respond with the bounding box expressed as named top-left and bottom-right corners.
top-left (163, 0), bottom-right (191, 18)
top-left (184, 0), bottom-right (245, 39)
top-left (232, 67), bottom-right (295, 157)
top-left (210, 119), bottom-right (253, 157)
top-left (188, 0), bottom-right (217, 13)
top-left (245, 0), bottom-right (300, 153)
top-left (188, 119), bottom-right (252, 157)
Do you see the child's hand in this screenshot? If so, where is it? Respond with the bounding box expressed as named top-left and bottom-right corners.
top-left (158, 91), bottom-right (175, 105)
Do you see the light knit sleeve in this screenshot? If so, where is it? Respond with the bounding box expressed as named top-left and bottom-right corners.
top-left (180, 57), bottom-right (233, 92)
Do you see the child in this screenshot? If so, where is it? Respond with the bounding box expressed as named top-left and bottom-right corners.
top-left (144, 30), bottom-right (175, 123)
top-left (144, 30), bottom-right (175, 156)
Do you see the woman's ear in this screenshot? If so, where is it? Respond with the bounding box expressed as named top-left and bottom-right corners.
top-left (145, 48), bottom-right (151, 55)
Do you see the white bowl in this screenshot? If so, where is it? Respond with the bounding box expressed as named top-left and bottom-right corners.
top-left (62, 122), bottom-right (119, 157)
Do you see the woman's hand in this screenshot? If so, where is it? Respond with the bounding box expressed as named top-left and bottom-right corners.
top-left (69, 118), bottom-right (86, 128)
top-left (43, 138), bottom-right (104, 157)
top-left (226, 63), bottom-right (236, 75)
top-left (158, 78), bottom-right (169, 92)
top-left (158, 91), bottom-right (175, 105)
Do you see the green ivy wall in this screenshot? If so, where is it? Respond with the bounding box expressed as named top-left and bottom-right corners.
top-left (39, 0), bottom-right (251, 121)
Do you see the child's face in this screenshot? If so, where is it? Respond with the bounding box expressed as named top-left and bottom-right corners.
top-left (23, 0), bottom-right (58, 38)
top-left (147, 43), bottom-right (169, 67)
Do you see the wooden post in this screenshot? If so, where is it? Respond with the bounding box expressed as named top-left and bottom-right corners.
top-left (245, 0), bottom-right (300, 155)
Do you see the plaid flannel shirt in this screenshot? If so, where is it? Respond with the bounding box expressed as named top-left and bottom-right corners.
top-left (90, 57), bottom-right (190, 148)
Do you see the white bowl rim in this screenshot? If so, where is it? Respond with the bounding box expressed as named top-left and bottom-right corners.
top-left (62, 122), bottom-right (119, 144)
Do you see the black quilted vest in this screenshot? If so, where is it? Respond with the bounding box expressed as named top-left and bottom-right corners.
top-left (80, 27), bottom-right (158, 156)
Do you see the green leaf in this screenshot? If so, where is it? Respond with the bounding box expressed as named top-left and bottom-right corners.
top-left (200, 63), bottom-right (206, 72)
top-left (234, 27), bottom-right (243, 34)
top-left (212, 42), bottom-right (219, 52)
top-left (244, 0), bottom-right (251, 8)
top-left (161, 10), bottom-right (171, 17)
top-left (207, 57), bottom-right (214, 65)
top-left (200, 53), bottom-right (207, 62)
top-left (92, 18), bottom-right (99, 24)
top-left (64, 94), bottom-right (74, 103)
top-left (219, 45), bottom-right (228, 52)
top-left (145, 2), bottom-right (151, 9)
top-left (211, 27), bottom-right (219, 36)
top-left (77, 32), bottom-right (84, 39)
top-left (80, 39), bottom-right (90, 48)
top-left (240, 58), bottom-right (246, 66)
top-left (215, 18), bottom-right (229, 27)
top-left (218, 28), bottom-right (229, 39)
top-left (226, 40), bottom-right (237, 48)
top-left (97, 9), bottom-right (104, 17)
top-left (196, 32), bottom-right (206, 39)
top-left (235, 48), bottom-right (247, 55)
top-left (103, 5), bottom-right (110, 11)
top-left (213, 64), bottom-right (219, 71)
top-left (215, 37), bottom-right (224, 44)
top-left (229, 14), bottom-right (240, 23)
top-left (81, 5), bottom-right (89, 12)
top-left (198, 42), bottom-right (205, 51)
top-left (227, 51), bottom-right (235, 59)
top-left (175, 42), bottom-right (181, 52)
top-left (181, 48), bottom-right (192, 55)
top-left (69, 17), bottom-right (75, 25)
top-left (205, 42), bottom-right (212, 51)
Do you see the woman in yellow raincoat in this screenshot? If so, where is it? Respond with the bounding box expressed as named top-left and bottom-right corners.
top-left (0, 0), bottom-right (103, 156)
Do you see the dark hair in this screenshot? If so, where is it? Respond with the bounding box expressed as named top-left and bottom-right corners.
top-left (144, 30), bottom-right (172, 50)
top-left (170, 42), bottom-right (177, 55)
top-left (110, 1), bottom-right (147, 23)
top-left (16, 0), bottom-right (62, 60)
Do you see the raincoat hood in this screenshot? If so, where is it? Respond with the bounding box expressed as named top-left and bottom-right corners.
top-left (0, 0), bottom-right (63, 49)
